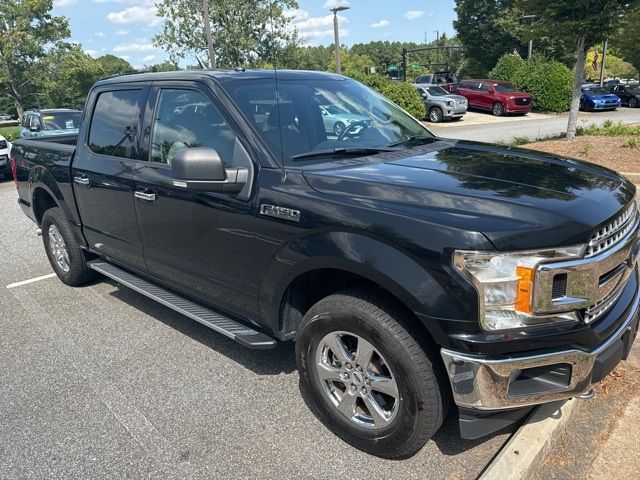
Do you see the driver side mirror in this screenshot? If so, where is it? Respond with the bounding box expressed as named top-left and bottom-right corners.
top-left (171, 147), bottom-right (248, 194)
top-left (29, 121), bottom-right (41, 132)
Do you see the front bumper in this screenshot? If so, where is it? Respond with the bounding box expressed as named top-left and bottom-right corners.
top-left (505, 103), bottom-right (531, 114)
top-left (441, 268), bottom-right (639, 410)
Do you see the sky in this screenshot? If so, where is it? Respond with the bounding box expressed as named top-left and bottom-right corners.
top-left (51, 0), bottom-right (458, 69)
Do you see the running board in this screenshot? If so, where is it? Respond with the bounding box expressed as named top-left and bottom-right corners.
top-left (88, 260), bottom-right (276, 349)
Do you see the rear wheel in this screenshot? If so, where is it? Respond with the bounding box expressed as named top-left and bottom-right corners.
top-left (428, 107), bottom-right (443, 123)
top-left (42, 207), bottom-right (95, 286)
top-left (296, 289), bottom-right (447, 459)
top-left (629, 97), bottom-right (638, 108)
top-left (492, 102), bottom-right (504, 116)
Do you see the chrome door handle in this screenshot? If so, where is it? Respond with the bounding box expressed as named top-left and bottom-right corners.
top-left (73, 175), bottom-right (90, 187)
top-left (134, 191), bottom-right (157, 202)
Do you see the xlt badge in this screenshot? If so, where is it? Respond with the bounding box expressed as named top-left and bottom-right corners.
top-left (259, 204), bottom-right (301, 223)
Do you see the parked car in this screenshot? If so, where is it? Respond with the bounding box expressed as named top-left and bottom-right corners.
top-left (455, 79), bottom-right (532, 116)
top-left (413, 71), bottom-right (458, 92)
top-left (580, 86), bottom-right (621, 111)
top-left (0, 135), bottom-right (11, 179)
top-left (0, 112), bottom-right (13, 121)
top-left (319, 104), bottom-right (373, 136)
top-left (609, 84), bottom-right (640, 108)
top-left (414, 85), bottom-right (468, 122)
top-left (19, 109), bottom-right (82, 139)
top-left (11, 70), bottom-right (640, 459)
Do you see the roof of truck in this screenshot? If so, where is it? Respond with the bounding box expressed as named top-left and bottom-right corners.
top-left (95, 69), bottom-right (345, 87)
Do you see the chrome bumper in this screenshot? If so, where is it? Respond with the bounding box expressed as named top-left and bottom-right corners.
top-left (441, 271), bottom-right (640, 410)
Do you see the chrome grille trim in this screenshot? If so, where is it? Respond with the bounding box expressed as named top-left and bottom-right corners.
top-left (586, 202), bottom-right (638, 258)
top-left (583, 276), bottom-right (628, 323)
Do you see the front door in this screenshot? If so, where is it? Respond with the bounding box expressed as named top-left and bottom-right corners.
top-left (133, 84), bottom-right (259, 320)
top-left (72, 86), bottom-right (148, 271)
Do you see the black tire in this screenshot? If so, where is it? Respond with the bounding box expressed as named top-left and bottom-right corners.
top-left (296, 289), bottom-right (447, 459)
top-left (41, 207), bottom-right (95, 286)
top-left (629, 97), bottom-right (638, 108)
top-left (451, 116), bottom-right (462, 122)
top-left (428, 107), bottom-right (443, 123)
top-left (492, 102), bottom-right (504, 116)
top-left (333, 121), bottom-right (346, 137)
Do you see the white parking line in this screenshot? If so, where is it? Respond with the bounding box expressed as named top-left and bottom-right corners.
top-left (6, 273), bottom-right (57, 289)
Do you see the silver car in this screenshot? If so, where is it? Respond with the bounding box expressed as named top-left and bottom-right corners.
top-left (320, 104), bottom-right (372, 136)
top-left (414, 85), bottom-right (468, 123)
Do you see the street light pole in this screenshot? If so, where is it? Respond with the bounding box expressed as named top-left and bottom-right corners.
top-left (202, 0), bottom-right (216, 69)
top-left (330, 5), bottom-right (350, 74)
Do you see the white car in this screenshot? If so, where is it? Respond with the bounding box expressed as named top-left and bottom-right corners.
top-left (0, 135), bottom-right (12, 180)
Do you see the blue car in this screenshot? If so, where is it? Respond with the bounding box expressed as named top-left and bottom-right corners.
top-left (580, 86), bottom-right (621, 111)
top-left (20, 109), bottom-right (82, 139)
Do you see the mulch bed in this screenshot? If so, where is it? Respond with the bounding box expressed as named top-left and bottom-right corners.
top-left (524, 136), bottom-right (640, 173)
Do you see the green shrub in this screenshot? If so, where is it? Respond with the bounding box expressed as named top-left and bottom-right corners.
top-left (575, 122), bottom-right (640, 137)
top-left (0, 126), bottom-right (19, 141)
top-left (489, 54), bottom-right (573, 112)
top-left (349, 73), bottom-right (425, 119)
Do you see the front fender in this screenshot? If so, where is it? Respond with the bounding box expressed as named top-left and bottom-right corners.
top-left (259, 231), bottom-right (467, 345)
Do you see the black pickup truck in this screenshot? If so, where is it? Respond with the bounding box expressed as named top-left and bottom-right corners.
top-left (10, 70), bottom-right (640, 458)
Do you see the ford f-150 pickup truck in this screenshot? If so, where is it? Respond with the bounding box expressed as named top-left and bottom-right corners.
top-left (10, 70), bottom-right (640, 459)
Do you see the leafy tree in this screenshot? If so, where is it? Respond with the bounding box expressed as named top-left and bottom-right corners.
top-left (612, 7), bottom-right (640, 75)
top-left (94, 54), bottom-right (135, 77)
top-left (154, 0), bottom-right (298, 68)
top-left (0, 0), bottom-right (70, 119)
top-left (144, 60), bottom-right (181, 72)
top-left (328, 50), bottom-right (375, 76)
top-left (516, 0), bottom-right (640, 140)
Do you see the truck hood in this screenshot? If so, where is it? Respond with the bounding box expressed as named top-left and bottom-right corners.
top-left (302, 139), bottom-right (636, 251)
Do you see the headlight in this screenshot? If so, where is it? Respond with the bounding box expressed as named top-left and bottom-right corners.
top-left (445, 100), bottom-right (454, 107)
top-left (453, 246), bottom-right (582, 331)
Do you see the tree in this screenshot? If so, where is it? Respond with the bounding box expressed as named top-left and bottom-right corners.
top-left (328, 50), bottom-right (374, 76)
top-left (0, 0), bottom-right (70, 119)
top-left (516, 0), bottom-right (640, 140)
top-left (94, 54), bottom-right (135, 77)
top-left (154, 0), bottom-right (299, 68)
top-left (612, 7), bottom-right (640, 75)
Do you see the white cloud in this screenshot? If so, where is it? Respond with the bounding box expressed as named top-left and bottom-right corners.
top-left (95, 31), bottom-right (106, 37)
top-left (290, 10), bottom-right (349, 42)
top-left (54, 0), bottom-right (77, 7)
top-left (107, 4), bottom-right (159, 26)
top-left (85, 49), bottom-right (98, 57)
top-left (323, 0), bottom-right (350, 8)
top-left (371, 19), bottom-right (390, 28)
top-left (404, 10), bottom-right (425, 20)
top-left (142, 54), bottom-right (156, 62)
top-left (113, 42), bottom-right (155, 52)
top-left (118, 55), bottom-right (130, 61)
top-left (115, 29), bottom-right (129, 36)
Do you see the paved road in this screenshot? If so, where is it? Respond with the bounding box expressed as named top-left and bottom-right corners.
top-left (0, 180), bottom-right (510, 479)
top-left (429, 107), bottom-right (640, 143)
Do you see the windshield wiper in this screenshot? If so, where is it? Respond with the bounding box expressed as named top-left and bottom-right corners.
top-left (292, 146), bottom-right (400, 161)
top-left (387, 135), bottom-right (437, 147)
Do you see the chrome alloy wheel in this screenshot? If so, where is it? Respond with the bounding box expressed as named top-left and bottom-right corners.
top-left (315, 331), bottom-right (400, 429)
top-left (48, 224), bottom-right (70, 273)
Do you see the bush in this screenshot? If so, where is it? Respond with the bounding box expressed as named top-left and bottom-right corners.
top-left (349, 73), bottom-right (425, 119)
top-left (0, 126), bottom-right (19, 141)
top-left (489, 54), bottom-right (573, 112)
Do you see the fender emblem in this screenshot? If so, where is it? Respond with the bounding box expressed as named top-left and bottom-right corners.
top-left (259, 204), bottom-right (301, 223)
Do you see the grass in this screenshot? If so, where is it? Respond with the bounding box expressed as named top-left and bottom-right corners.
top-left (580, 144), bottom-right (591, 157)
top-left (622, 138), bottom-right (639, 149)
top-left (511, 136), bottom-right (530, 146)
top-left (575, 121), bottom-right (640, 137)
top-left (0, 125), bottom-right (19, 141)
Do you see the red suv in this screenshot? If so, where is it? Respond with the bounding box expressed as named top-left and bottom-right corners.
top-left (455, 79), bottom-right (532, 116)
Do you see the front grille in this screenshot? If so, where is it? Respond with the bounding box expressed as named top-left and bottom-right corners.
top-left (515, 98), bottom-right (531, 106)
top-left (586, 202), bottom-right (637, 258)
top-left (583, 278), bottom-right (627, 323)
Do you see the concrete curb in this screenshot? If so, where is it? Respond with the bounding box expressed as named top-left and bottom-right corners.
top-left (479, 398), bottom-right (580, 480)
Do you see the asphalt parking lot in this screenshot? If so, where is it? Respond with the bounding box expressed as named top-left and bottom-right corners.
top-left (0, 179), bottom-right (511, 480)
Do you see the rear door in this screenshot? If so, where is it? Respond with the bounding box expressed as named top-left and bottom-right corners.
top-left (476, 82), bottom-right (494, 109)
top-left (132, 81), bottom-right (260, 319)
top-left (72, 85), bottom-right (148, 271)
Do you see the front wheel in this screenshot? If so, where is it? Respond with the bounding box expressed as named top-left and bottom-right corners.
top-left (428, 107), bottom-right (443, 123)
top-left (629, 97), bottom-right (638, 108)
top-left (296, 289), bottom-right (447, 459)
top-left (492, 102), bottom-right (504, 116)
top-left (333, 121), bottom-right (346, 137)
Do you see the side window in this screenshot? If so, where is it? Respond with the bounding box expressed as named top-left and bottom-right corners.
top-left (459, 81), bottom-right (471, 89)
top-left (23, 114), bottom-right (32, 128)
top-left (150, 89), bottom-right (244, 168)
top-left (89, 89), bottom-right (143, 159)
top-left (478, 83), bottom-right (490, 91)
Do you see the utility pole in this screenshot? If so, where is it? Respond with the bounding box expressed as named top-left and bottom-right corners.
top-left (599, 39), bottom-right (608, 87)
top-left (330, 5), bottom-right (350, 74)
top-left (202, 0), bottom-right (216, 69)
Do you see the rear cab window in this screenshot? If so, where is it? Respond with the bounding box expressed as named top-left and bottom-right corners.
top-left (88, 89), bottom-right (144, 159)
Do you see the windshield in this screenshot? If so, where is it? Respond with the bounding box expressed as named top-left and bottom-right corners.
top-left (493, 83), bottom-right (517, 93)
top-left (426, 86), bottom-right (449, 96)
top-left (584, 87), bottom-right (609, 94)
top-left (42, 112), bottom-right (82, 131)
top-left (227, 77), bottom-right (433, 165)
